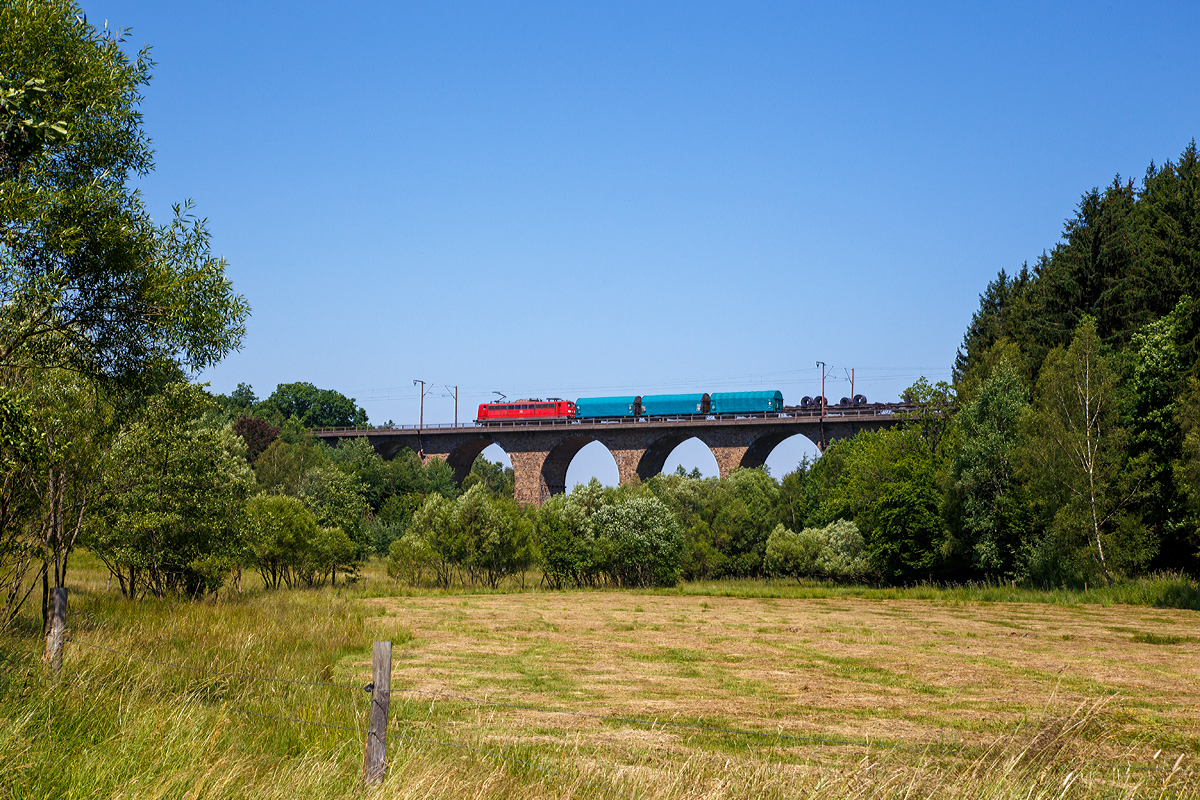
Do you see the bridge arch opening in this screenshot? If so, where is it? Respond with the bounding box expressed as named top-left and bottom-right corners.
top-left (659, 437), bottom-right (720, 479)
top-left (744, 432), bottom-right (823, 478)
top-left (556, 439), bottom-right (619, 494)
top-left (444, 436), bottom-right (510, 486)
top-left (479, 443), bottom-right (512, 470)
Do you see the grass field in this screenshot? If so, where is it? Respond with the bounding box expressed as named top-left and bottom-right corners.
top-left (1, 555), bottom-right (1198, 798)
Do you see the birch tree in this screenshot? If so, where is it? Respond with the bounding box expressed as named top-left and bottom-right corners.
top-left (1021, 317), bottom-right (1149, 584)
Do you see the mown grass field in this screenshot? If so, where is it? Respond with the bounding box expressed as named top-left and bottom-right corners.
top-left (2, 554), bottom-right (1198, 799)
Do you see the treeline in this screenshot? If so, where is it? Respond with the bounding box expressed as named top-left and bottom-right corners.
top-left (5, 0), bottom-right (1200, 625)
top-left (949, 140), bottom-right (1200, 584)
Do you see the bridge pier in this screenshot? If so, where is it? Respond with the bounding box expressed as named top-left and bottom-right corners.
top-left (316, 413), bottom-right (900, 507)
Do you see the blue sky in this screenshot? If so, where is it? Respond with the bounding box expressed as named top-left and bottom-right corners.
top-left (85, 1), bottom-right (1200, 485)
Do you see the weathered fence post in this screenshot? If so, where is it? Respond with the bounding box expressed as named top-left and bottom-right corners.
top-left (44, 587), bottom-right (68, 674)
top-left (362, 640), bottom-right (392, 786)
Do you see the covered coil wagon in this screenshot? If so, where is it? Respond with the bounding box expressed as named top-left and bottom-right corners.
top-left (709, 390), bottom-right (783, 414)
top-left (640, 393), bottom-right (710, 416)
top-left (575, 396), bottom-right (642, 419)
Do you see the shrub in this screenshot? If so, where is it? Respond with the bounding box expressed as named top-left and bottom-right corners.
top-left (593, 495), bottom-right (684, 587)
top-left (534, 494), bottom-right (597, 589)
top-left (765, 519), bottom-right (869, 582)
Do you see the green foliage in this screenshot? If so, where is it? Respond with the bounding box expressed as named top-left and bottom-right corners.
top-left (0, 1), bottom-right (248, 385)
top-left (764, 520), bottom-right (868, 582)
top-left (804, 422), bottom-right (948, 583)
top-left (252, 438), bottom-right (329, 496)
top-left (592, 495), bottom-right (684, 587)
top-left (1173, 378), bottom-right (1200, 564)
top-left (533, 492), bottom-right (598, 589)
top-left (1126, 299), bottom-right (1192, 569)
top-left (245, 494), bottom-right (319, 590)
top-left (645, 468), bottom-right (779, 579)
top-left (1019, 317), bottom-right (1153, 585)
top-left (763, 524), bottom-right (822, 581)
top-left (87, 383), bottom-right (254, 598)
top-left (400, 485), bottom-right (533, 589)
top-left (951, 360), bottom-right (1032, 577)
top-left (708, 469), bottom-right (779, 577)
top-left (386, 530), bottom-right (435, 588)
top-left (297, 465), bottom-right (370, 557)
top-left (260, 382), bottom-right (367, 429)
top-left (957, 141), bottom-right (1200, 380)
top-left (462, 454), bottom-right (515, 499)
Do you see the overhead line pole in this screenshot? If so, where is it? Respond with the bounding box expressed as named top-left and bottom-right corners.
top-left (413, 379), bottom-right (429, 456)
top-left (446, 385), bottom-right (458, 426)
top-left (816, 361), bottom-right (828, 451)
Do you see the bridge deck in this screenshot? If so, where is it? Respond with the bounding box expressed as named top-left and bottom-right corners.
top-left (310, 403), bottom-right (915, 437)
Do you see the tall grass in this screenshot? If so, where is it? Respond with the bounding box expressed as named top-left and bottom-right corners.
top-left (1, 562), bottom-right (1196, 798)
top-left (639, 572), bottom-right (1200, 611)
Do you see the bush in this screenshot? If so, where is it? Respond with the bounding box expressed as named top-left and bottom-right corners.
top-left (387, 532), bottom-right (435, 588)
top-left (593, 495), bottom-right (684, 587)
top-left (534, 494), bottom-right (597, 589)
top-left (245, 495), bottom-right (357, 588)
top-left (765, 520), bottom-right (869, 582)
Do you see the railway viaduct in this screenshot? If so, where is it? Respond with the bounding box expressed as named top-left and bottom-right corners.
top-left (313, 408), bottom-right (907, 505)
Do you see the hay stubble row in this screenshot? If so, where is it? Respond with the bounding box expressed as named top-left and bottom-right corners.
top-left (361, 592), bottom-right (1199, 766)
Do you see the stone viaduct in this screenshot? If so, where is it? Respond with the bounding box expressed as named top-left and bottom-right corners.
top-left (313, 409), bottom-right (905, 505)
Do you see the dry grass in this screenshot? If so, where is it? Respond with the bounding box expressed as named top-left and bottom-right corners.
top-left (0, 553), bottom-right (1197, 798)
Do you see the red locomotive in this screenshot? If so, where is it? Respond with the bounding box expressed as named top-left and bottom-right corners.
top-left (476, 398), bottom-right (575, 423)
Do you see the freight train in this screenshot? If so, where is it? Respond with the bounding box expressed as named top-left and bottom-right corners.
top-left (475, 391), bottom-right (870, 424)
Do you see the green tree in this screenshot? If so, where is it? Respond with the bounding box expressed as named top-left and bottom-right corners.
top-left (408, 493), bottom-right (460, 588)
top-left (261, 383), bottom-right (367, 429)
top-left (462, 454), bottom-right (515, 499)
top-left (956, 141), bottom-right (1200, 383)
top-left (88, 384), bottom-right (254, 598)
top-left (0, 2), bottom-right (248, 385)
top-left (645, 471), bottom-right (725, 579)
top-left (763, 524), bottom-right (822, 581)
top-left (708, 468), bottom-right (779, 577)
top-left (951, 360), bottom-right (1032, 577)
top-left (0, 386), bottom-right (41, 629)
top-left (252, 437), bottom-right (328, 496)
top-left (245, 494), bottom-right (318, 590)
top-left (1127, 300), bottom-right (1191, 570)
top-left (592, 495), bottom-right (683, 587)
top-left (764, 520), bottom-right (868, 582)
top-left (297, 465), bottom-right (369, 557)
top-left (533, 493), bottom-right (597, 589)
top-left (808, 426), bottom-right (947, 583)
top-left (1019, 317), bottom-right (1152, 585)
top-left (386, 531), bottom-right (435, 588)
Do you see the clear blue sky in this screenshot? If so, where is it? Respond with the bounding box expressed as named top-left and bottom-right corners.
top-left (85, 0), bottom-right (1200, 485)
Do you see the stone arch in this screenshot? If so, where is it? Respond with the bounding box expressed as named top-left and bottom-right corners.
top-left (635, 433), bottom-right (694, 481)
top-left (445, 436), bottom-right (500, 485)
top-left (636, 434), bottom-right (721, 480)
top-left (739, 430), bottom-right (823, 471)
top-left (374, 439), bottom-right (414, 461)
top-left (542, 435), bottom-right (603, 497)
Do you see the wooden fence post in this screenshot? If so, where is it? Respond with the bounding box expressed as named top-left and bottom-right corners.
top-left (44, 587), bottom-right (68, 674)
top-left (362, 640), bottom-right (392, 785)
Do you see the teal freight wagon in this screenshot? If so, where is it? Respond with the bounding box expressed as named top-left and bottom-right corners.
top-left (575, 396), bottom-right (642, 419)
top-left (709, 390), bottom-right (783, 414)
top-left (640, 393), bottom-right (711, 416)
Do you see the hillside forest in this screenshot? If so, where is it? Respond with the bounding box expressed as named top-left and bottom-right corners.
top-left (4, 4), bottom-right (1200, 634)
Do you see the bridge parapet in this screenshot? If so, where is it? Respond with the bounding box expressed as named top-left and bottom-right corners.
top-left (312, 406), bottom-right (912, 505)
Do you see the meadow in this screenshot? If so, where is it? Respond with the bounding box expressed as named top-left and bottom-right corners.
top-left (1, 555), bottom-right (1197, 799)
